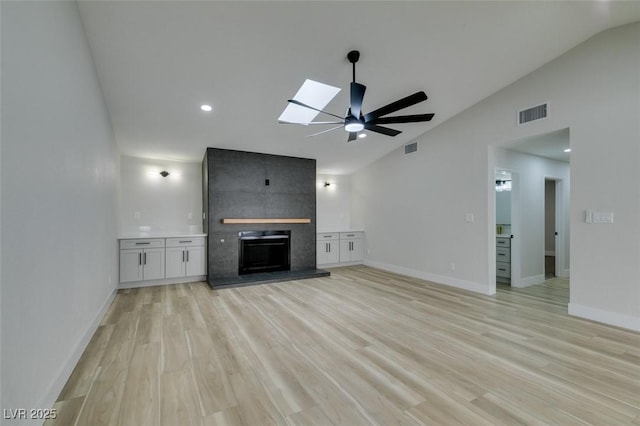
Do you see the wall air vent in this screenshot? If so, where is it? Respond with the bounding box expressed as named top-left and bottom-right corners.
top-left (518, 103), bottom-right (548, 125)
top-left (404, 142), bottom-right (418, 154)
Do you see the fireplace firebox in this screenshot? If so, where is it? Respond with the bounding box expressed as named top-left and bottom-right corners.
top-left (238, 230), bottom-right (291, 275)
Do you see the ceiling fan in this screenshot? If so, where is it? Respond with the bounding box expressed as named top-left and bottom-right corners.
top-left (280, 50), bottom-right (434, 142)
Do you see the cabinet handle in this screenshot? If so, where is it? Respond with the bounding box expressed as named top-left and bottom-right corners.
top-left (179, 240), bottom-right (192, 243)
top-left (182, 250), bottom-right (185, 262)
top-left (498, 253), bottom-right (505, 256)
top-left (498, 268), bottom-right (506, 271)
top-left (327, 243), bottom-right (330, 253)
top-left (135, 242), bottom-right (150, 245)
top-left (347, 234), bottom-right (355, 237)
top-left (186, 250), bottom-right (190, 262)
top-left (143, 252), bottom-right (147, 265)
top-left (139, 253), bottom-right (142, 265)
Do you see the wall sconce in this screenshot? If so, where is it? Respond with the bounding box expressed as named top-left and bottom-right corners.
top-left (159, 170), bottom-right (170, 177)
top-left (324, 182), bottom-right (331, 187)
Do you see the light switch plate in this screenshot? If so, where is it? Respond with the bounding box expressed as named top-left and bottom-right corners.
top-left (592, 211), bottom-right (614, 224)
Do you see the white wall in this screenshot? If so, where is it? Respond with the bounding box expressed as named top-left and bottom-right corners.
top-left (1, 2), bottom-right (119, 422)
top-left (352, 22), bottom-right (640, 330)
top-left (494, 148), bottom-right (570, 286)
top-left (316, 174), bottom-right (351, 232)
top-left (119, 155), bottom-right (202, 235)
top-left (495, 190), bottom-right (511, 225)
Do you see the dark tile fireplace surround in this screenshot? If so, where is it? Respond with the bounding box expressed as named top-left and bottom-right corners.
top-left (202, 148), bottom-right (329, 288)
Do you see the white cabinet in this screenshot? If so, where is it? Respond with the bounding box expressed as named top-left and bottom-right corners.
top-left (316, 231), bottom-right (364, 266)
top-left (165, 237), bottom-right (206, 279)
top-left (339, 232), bottom-right (363, 263)
top-left (119, 239), bottom-right (165, 283)
top-left (496, 237), bottom-right (511, 283)
top-left (119, 236), bottom-right (206, 286)
top-left (317, 233), bottom-right (340, 265)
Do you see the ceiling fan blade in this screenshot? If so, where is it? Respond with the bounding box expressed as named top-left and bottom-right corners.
top-left (370, 113), bottom-right (434, 125)
top-left (364, 91), bottom-right (428, 122)
top-left (350, 82), bottom-right (366, 119)
top-left (288, 99), bottom-right (344, 120)
top-left (364, 123), bottom-right (402, 137)
top-left (278, 120), bottom-right (344, 125)
top-left (347, 132), bottom-right (358, 142)
top-left (306, 125), bottom-right (344, 138)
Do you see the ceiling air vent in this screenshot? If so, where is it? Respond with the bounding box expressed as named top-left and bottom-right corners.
top-left (404, 142), bottom-right (418, 154)
top-left (518, 103), bottom-right (548, 125)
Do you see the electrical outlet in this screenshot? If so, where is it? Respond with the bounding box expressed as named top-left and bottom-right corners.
top-left (449, 262), bottom-right (455, 271)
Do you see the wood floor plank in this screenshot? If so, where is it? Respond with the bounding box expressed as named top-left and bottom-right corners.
top-left (160, 368), bottom-right (202, 426)
top-left (117, 342), bottom-right (160, 426)
top-left (52, 266), bottom-right (640, 425)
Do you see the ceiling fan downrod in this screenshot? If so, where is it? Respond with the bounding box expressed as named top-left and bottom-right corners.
top-left (347, 50), bottom-right (360, 83)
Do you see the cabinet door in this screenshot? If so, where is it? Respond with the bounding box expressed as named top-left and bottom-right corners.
top-left (185, 246), bottom-right (206, 277)
top-left (339, 240), bottom-right (351, 262)
top-left (316, 241), bottom-right (328, 265)
top-left (143, 248), bottom-right (165, 281)
top-left (165, 247), bottom-right (186, 279)
top-left (120, 249), bottom-right (142, 283)
top-left (349, 239), bottom-right (363, 262)
top-left (327, 240), bottom-right (339, 264)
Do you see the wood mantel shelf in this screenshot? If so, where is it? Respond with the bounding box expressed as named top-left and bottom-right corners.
top-left (221, 218), bottom-right (311, 224)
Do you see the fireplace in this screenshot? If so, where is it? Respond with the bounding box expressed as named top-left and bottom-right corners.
top-left (238, 230), bottom-right (291, 275)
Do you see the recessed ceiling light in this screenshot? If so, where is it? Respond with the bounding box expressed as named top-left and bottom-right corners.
top-left (358, 133), bottom-right (367, 138)
top-left (200, 104), bottom-right (213, 112)
top-left (564, 148), bottom-right (571, 153)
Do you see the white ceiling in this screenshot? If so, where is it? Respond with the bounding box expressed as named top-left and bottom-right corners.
top-left (77, 1), bottom-right (640, 174)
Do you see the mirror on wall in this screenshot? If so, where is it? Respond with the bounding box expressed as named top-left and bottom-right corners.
top-left (495, 170), bottom-right (511, 235)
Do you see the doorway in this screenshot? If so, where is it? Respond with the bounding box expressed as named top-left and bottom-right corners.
top-left (545, 179), bottom-right (557, 278)
top-left (494, 169), bottom-right (521, 289)
top-left (492, 128), bottom-right (570, 306)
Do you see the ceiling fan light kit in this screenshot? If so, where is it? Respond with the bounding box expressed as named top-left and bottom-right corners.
top-left (280, 50), bottom-right (434, 142)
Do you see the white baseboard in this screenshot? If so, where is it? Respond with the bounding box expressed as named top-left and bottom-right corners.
top-left (319, 261), bottom-right (363, 269)
top-left (119, 275), bottom-right (206, 289)
top-left (38, 286), bottom-right (117, 413)
top-left (363, 259), bottom-right (491, 295)
top-left (568, 302), bottom-right (640, 332)
top-left (556, 268), bottom-right (570, 278)
top-left (512, 274), bottom-right (545, 288)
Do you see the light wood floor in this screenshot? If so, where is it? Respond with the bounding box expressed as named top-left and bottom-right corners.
top-left (49, 266), bottom-right (640, 425)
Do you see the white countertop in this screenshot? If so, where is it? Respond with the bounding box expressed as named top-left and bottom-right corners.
top-left (118, 232), bottom-right (207, 239)
top-left (317, 230), bottom-right (364, 233)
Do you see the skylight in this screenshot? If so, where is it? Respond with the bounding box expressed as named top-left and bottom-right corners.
top-left (278, 79), bottom-right (341, 124)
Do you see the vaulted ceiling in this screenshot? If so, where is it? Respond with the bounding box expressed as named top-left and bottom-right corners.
top-left (77, 1), bottom-right (640, 174)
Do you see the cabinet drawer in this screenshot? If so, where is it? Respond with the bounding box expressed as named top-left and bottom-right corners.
top-left (496, 237), bottom-right (511, 248)
top-left (496, 262), bottom-right (511, 278)
top-left (496, 247), bottom-right (511, 262)
top-left (120, 238), bottom-right (165, 249)
top-left (318, 233), bottom-right (339, 240)
top-left (166, 237), bottom-right (205, 247)
top-left (340, 232), bottom-right (363, 240)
